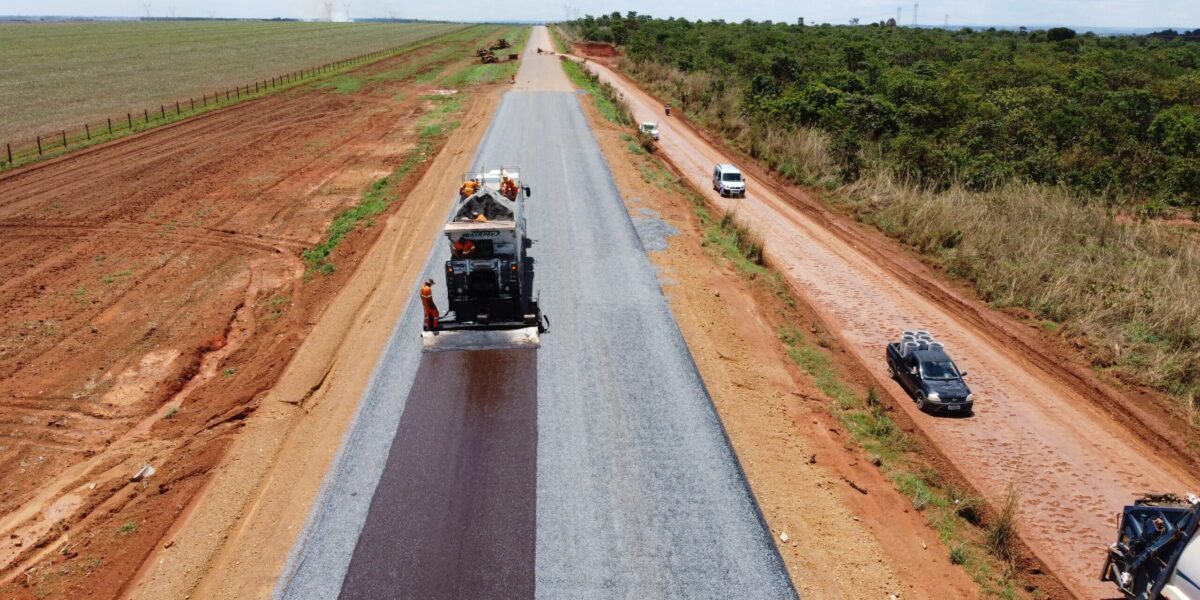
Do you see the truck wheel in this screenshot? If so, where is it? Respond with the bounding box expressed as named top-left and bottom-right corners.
top-left (887, 363), bottom-right (897, 379)
top-left (916, 392), bottom-right (928, 412)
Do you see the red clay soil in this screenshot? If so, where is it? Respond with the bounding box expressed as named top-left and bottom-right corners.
top-left (0, 36), bottom-right (489, 600)
top-left (571, 41), bottom-right (620, 57)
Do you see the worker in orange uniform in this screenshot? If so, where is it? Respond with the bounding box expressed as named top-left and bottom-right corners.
top-left (460, 178), bottom-right (480, 198)
top-left (452, 237), bottom-right (476, 258)
top-left (419, 278), bottom-right (439, 331)
top-left (500, 176), bottom-right (518, 200)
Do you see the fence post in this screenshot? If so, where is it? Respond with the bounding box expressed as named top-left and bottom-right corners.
top-left (255, 81), bottom-right (259, 93)
top-left (61, 129), bottom-right (66, 148)
top-left (144, 108), bottom-right (149, 123)
top-left (7, 143), bottom-right (12, 164)
top-left (37, 135), bottom-right (42, 156)
top-left (108, 117), bottom-right (113, 135)
top-left (176, 100), bottom-right (180, 115)
top-left (128, 113), bottom-right (132, 129)
top-left (190, 98), bottom-right (194, 111)
top-left (203, 93), bottom-right (207, 107)
top-left (161, 105), bottom-right (165, 119)
top-left (85, 123), bottom-right (90, 140)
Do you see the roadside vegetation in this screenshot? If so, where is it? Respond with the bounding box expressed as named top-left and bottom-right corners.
top-left (564, 14), bottom-right (1200, 408)
top-left (304, 91), bottom-right (463, 274)
top-left (562, 60), bottom-right (633, 126)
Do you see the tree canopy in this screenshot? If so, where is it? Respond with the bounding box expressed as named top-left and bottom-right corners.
top-left (569, 15), bottom-right (1200, 206)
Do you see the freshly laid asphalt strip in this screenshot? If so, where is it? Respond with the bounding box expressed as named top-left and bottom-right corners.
top-left (275, 90), bottom-right (796, 599)
top-left (339, 350), bottom-right (537, 599)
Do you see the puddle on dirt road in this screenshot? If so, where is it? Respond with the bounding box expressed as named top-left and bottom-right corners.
top-left (338, 349), bottom-right (537, 599)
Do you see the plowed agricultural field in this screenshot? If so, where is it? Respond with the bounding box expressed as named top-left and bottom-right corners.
top-left (0, 24), bottom-right (515, 599)
top-left (0, 20), bottom-right (465, 140)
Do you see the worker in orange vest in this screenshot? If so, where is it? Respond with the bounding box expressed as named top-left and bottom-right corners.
top-left (419, 278), bottom-right (439, 331)
top-left (459, 178), bottom-right (480, 198)
top-left (500, 176), bottom-right (518, 199)
top-left (452, 237), bottom-right (476, 258)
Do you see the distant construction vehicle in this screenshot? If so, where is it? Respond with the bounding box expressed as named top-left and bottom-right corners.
top-left (1103, 493), bottom-right (1199, 600)
top-left (421, 168), bottom-right (548, 352)
top-left (490, 38), bottom-right (511, 50)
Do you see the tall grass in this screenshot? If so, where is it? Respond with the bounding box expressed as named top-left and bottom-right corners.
top-left (839, 170), bottom-right (1200, 401)
top-left (622, 58), bottom-right (836, 185)
top-left (561, 59), bottom-right (633, 126)
top-left (987, 485), bottom-right (1021, 573)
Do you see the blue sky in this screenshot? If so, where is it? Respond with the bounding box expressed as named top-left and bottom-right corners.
top-left (1, 0), bottom-right (1196, 28)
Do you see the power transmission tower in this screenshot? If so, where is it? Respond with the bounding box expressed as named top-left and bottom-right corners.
top-left (324, 2), bottom-right (333, 20)
top-left (143, 3), bottom-right (152, 18)
top-left (897, 6), bottom-right (902, 25)
top-left (343, 3), bottom-right (350, 21)
top-left (944, 14), bottom-right (949, 28)
top-left (168, 5), bottom-right (176, 18)
top-left (912, 2), bottom-right (919, 26)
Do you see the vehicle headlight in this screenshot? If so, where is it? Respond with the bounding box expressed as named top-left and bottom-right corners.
top-left (927, 392), bottom-right (940, 401)
top-left (966, 394), bottom-right (974, 403)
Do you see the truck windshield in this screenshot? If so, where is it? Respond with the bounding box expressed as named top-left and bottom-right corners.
top-left (922, 361), bottom-right (960, 380)
top-left (722, 173), bottom-right (742, 182)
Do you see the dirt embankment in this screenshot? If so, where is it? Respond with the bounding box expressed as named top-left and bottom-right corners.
top-left (0, 35), bottom-right (498, 600)
top-left (571, 41), bottom-right (619, 57)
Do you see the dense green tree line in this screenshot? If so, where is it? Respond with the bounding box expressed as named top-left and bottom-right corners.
top-left (570, 14), bottom-right (1200, 207)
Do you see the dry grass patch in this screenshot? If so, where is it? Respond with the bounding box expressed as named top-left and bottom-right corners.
top-left (838, 171), bottom-right (1200, 402)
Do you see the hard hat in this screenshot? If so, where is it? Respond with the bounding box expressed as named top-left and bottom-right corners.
top-left (425, 278), bottom-right (434, 285)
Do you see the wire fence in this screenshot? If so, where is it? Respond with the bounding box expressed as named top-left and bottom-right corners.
top-left (1, 41), bottom-right (422, 170)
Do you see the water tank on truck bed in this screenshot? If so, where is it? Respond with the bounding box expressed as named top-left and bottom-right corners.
top-left (421, 167), bottom-right (548, 353)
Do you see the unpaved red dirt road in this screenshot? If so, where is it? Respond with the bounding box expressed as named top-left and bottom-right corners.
top-left (0, 28), bottom-right (503, 599)
top-left (581, 54), bottom-right (1198, 596)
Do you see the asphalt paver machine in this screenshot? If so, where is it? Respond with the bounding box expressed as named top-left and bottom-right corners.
top-left (422, 167), bottom-right (548, 352)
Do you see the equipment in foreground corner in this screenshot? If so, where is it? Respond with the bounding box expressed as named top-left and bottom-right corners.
top-left (1102, 492), bottom-right (1200, 600)
top-left (421, 167), bottom-right (548, 353)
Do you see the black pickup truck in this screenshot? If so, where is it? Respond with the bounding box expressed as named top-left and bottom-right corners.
top-left (886, 342), bottom-right (974, 414)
